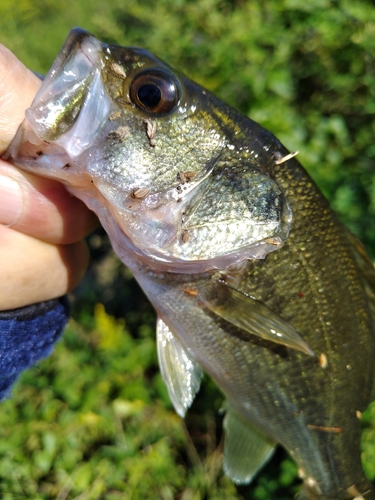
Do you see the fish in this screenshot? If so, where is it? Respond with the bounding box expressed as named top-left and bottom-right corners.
top-left (4, 28), bottom-right (375, 499)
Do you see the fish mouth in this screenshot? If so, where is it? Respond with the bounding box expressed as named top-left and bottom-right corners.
top-left (4, 28), bottom-right (112, 180)
top-left (30, 27), bottom-right (105, 140)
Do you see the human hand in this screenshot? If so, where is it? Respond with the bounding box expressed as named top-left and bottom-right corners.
top-left (0, 44), bottom-right (98, 311)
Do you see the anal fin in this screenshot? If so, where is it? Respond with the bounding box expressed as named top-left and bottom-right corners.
top-left (223, 408), bottom-right (276, 484)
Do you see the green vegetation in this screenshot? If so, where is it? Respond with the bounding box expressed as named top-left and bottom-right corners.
top-left (0, 0), bottom-right (375, 498)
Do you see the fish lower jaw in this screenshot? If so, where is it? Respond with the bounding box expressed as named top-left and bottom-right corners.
top-left (109, 222), bottom-right (285, 274)
top-left (98, 209), bottom-right (286, 274)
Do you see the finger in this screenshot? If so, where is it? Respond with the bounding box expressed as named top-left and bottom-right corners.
top-left (0, 44), bottom-right (41, 153)
top-left (0, 224), bottom-right (90, 311)
top-left (0, 161), bottom-right (98, 244)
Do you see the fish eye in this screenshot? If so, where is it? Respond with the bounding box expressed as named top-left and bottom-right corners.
top-left (129, 69), bottom-right (179, 114)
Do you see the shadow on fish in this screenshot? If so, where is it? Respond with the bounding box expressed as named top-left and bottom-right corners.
top-left (4, 28), bottom-right (375, 500)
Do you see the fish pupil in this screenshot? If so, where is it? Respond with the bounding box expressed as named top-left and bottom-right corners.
top-left (137, 84), bottom-right (162, 109)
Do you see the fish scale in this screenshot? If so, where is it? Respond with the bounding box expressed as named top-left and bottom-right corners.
top-left (4, 28), bottom-right (375, 499)
top-left (231, 159), bottom-right (375, 496)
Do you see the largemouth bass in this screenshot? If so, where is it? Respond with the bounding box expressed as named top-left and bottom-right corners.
top-left (5, 28), bottom-right (375, 499)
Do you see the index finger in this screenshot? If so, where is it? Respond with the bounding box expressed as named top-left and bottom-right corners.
top-left (0, 44), bottom-right (41, 153)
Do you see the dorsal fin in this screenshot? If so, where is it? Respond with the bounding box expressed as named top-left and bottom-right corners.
top-left (345, 229), bottom-right (375, 399)
top-left (345, 229), bottom-right (375, 319)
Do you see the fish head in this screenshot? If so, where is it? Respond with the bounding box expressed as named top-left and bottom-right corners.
top-left (6, 28), bottom-right (292, 273)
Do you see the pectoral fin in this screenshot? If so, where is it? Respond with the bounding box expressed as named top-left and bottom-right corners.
top-left (223, 408), bottom-right (276, 484)
top-left (202, 281), bottom-right (314, 355)
top-left (156, 317), bottom-right (203, 417)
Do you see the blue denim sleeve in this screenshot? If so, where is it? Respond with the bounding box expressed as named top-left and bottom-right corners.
top-left (0, 296), bottom-right (70, 400)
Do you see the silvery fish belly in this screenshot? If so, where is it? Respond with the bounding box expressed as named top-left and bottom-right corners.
top-left (5, 28), bottom-right (375, 500)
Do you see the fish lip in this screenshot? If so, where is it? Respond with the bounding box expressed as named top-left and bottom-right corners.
top-left (48, 28), bottom-right (101, 79)
top-left (57, 27), bottom-right (95, 65)
top-left (75, 31), bottom-right (102, 68)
